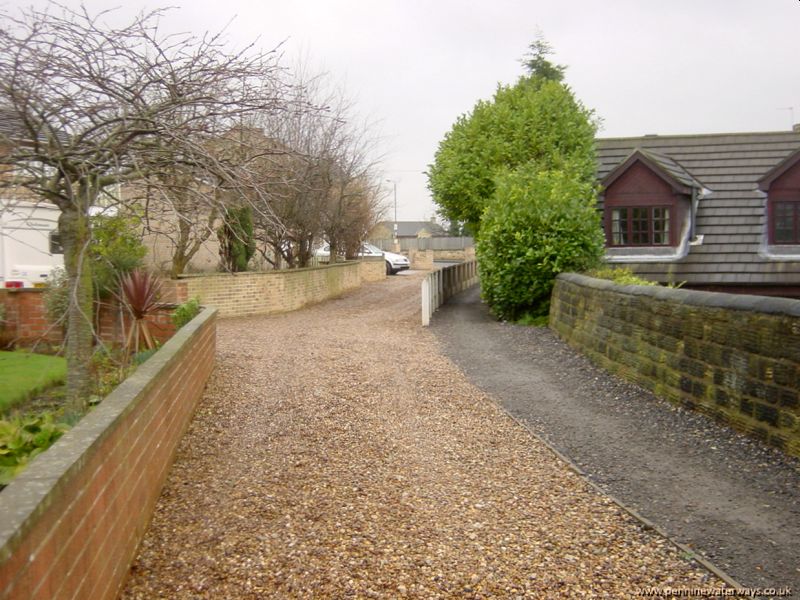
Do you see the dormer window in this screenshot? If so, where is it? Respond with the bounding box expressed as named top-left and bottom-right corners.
top-left (610, 206), bottom-right (671, 246)
top-left (600, 149), bottom-right (699, 256)
top-left (759, 149), bottom-right (800, 246)
top-left (773, 201), bottom-right (800, 243)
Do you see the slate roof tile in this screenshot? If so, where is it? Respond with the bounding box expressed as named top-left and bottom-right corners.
top-left (597, 129), bottom-right (800, 285)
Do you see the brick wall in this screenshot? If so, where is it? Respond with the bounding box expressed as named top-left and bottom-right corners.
top-left (0, 306), bottom-right (217, 600)
top-left (0, 290), bottom-right (176, 349)
top-left (549, 273), bottom-right (800, 457)
top-left (359, 257), bottom-right (387, 282)
top-left (162, 259), bottom-right (385, 318)
top-left (0, 289), bottom-right (61, 347)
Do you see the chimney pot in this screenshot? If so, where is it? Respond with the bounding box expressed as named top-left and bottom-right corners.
top-left (793, 123), bottom-right (800, 133)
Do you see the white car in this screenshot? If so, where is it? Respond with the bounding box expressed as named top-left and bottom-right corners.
top-left (315, 242), bottom-right (410, 275)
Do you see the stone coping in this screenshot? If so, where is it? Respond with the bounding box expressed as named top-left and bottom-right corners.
top-left (558, 273), bottom-right (800, 317)
top-left (176, 259), bottom-right (382, 279)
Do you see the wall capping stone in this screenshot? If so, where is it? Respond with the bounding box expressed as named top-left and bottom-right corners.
top-left (557, 273), bottom-right (800, 316)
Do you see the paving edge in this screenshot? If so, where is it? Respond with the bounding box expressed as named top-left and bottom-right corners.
top-left (491, 398), bottom-right (745, 590)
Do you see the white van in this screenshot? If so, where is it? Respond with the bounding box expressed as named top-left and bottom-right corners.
top-left (0, 200), bottom-right (63, 288)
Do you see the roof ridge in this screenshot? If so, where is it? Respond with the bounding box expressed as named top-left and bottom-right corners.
top-left (598, 129), bottom-right (800, 142)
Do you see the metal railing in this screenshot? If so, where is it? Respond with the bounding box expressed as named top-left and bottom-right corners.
top-left (421, 260), bottom-right (479, 326)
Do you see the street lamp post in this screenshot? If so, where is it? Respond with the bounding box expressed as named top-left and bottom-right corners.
top-left (386, 179), bottom-right (398, 244)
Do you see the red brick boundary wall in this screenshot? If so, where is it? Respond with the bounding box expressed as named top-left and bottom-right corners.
top-left (550, 273), bottom-right (800, 457)
top-left (0, 306), bottom-right (217, 600)
top-left (0, 289), bottom-right (176, 349)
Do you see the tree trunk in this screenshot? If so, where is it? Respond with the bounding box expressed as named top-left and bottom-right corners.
top-left (327, 236), bottom-right (338, 265)
top-left (59, 199), bottom-right (95, 417)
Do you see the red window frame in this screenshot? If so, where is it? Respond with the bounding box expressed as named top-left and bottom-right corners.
top-left (770, 200), bottom-right (800, 244)
top-left (609, 206), bottom-right (672, 247)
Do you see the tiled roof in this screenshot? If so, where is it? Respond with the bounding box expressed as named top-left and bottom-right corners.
top-left (376, 221), bottom-right (447, 237)
top-left (0, 107), bottom-right (27, 141)
top-left (597, 129), bottom-right (800, 286)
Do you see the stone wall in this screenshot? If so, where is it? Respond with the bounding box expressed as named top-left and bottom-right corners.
top-left (432, 247), bottom-right (477, 262)
top-left (408, 249), bottom-right (434, 270)
top-left (162, 259), bottom-right (384, 318)
top-left (549, 273), bottom-right (800, 457)
top-left (0, 306), bottom-right (217, 600)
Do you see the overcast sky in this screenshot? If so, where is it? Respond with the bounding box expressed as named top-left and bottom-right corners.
top-left (7, 0), bottom-right (800, 221)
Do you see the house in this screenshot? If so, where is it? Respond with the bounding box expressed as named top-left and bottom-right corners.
top-left (597, 125), bottom-right (800, 297)
top-left (369, 220), bottom-right (447, 240)
top-left (0, 200), bottom-right (62, 287)
top-left (0, 110), bottom-right (64, 287)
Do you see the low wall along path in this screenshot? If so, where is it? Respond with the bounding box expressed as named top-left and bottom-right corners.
top-left (549, 273), bottom-right (800, 457)
top-left (0, 307), bottom-right (217, 600)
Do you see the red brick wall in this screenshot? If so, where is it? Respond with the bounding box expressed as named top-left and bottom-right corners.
top-left (0, 290), bottom-right (62, 346)
top-left (96, 301), bottom-right (176, 347)
top-left (770, 157), bottom-right (800, 196)
top-left (0, 290), bottom-right (176, 349)
top-left (0, 307), bottom-right (217, 600)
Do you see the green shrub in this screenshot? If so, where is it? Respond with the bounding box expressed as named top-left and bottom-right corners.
top-left (477, 164), bottom-right (604, 320)
top-left (586, 266), bottom-right (659, 287)
top-left (0, 412), bottom-right (69, 486)
top-left (171, 296), bottom-right (201, 329)
top-left (43, 267), bottom-right (70, 327)
top-left (90, 213), bottom-right (148, 297)
top-left (218, 206), bottom-right (255, 272)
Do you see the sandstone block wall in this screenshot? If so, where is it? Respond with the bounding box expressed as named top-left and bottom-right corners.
top-left (162, 259), bottom-right (384, 318)
top-left (549, 273), bottom-right (800, 457)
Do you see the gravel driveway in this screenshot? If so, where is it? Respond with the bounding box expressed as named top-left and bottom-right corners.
top-left (123, 273), bottom-right (732, 598)
top-left (432, 284), bottom-right (800, 595)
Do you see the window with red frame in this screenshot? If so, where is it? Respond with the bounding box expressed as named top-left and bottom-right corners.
top-left (610, 206), bottom-right (671, 246)
top-left (772, 201), bottom-right (800, 244)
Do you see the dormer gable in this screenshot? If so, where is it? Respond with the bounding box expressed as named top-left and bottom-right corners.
top-left (758, 148), bottom-right (800, 245)
top-left (758, 148), bottom-right (800, 193)
top-left (601, 148), bottom-right (702, 195)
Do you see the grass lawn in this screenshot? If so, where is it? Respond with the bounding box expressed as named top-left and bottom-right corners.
top-left (0, 351), bottom-right (67, 413)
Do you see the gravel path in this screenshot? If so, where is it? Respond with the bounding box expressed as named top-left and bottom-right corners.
top-left (431, 284), bottom-right (800, 595)
top-left (122, 273), bottom-right (731, 598)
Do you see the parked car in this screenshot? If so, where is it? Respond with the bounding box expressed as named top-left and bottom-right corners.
top-left (314, 242), bottom-right (410, 275)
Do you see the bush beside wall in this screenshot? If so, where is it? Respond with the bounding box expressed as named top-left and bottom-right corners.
top-left (549, 273), bottom-right (800, 457)
top-left (0, 306), bottom-right (217, 600)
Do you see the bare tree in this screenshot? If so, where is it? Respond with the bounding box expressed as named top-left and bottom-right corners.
top-left (140, 123), bottom-right (291, 276)
top-left (254, 67), bottom-right (386, 268)
top-left (320, 108), bottom-right (386, 262)
top-left (0, 3), bottom-right (289, 413)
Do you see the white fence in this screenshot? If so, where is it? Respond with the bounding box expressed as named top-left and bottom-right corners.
top-left (421, 260), bottom-right (479, 326)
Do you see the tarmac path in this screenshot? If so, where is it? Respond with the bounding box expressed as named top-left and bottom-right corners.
top-left (431, 284), bottom-right (800, 595)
